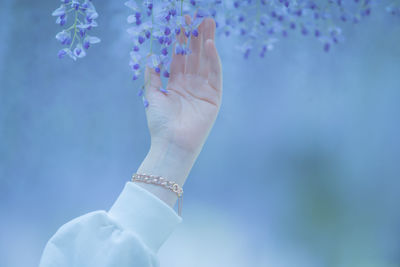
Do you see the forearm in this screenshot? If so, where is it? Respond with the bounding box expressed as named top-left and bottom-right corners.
top-left (136, 140), bottom-right (200, 208)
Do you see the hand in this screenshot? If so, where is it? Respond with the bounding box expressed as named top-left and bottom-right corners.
top-left (135, 16), bottom-right (222, 207)
top-left (144, 16), bottom-right (223, 156)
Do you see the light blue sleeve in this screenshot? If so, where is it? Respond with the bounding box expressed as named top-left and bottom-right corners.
top-left (39, 182), bottom-right (182, 267)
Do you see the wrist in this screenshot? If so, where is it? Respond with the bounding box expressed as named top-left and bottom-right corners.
top-left (135, 140), bottom-right (199, 207)
top-left (145, 141), bottom-right (198, 185)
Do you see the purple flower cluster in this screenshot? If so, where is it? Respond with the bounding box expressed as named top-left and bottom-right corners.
top-left (52, 0), bottom-right (100, 60)
top-left (124, 0), bottom-right (222, 107)
top-left (123, 0), bottom-right (393, 107)
top-left (216, 0), bottom-right (377, 57)
top-left (52, 0), bottom-right (397, 107)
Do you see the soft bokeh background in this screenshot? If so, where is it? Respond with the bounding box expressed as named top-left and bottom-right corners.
top-left (1, 1), bottom-right (400, 266)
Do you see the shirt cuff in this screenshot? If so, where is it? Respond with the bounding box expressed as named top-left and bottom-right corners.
top-left (108, 181), bottom-right (182, 253)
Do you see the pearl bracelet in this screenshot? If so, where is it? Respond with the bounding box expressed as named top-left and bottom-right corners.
top-left (131, 173), bottom-right (183, 216)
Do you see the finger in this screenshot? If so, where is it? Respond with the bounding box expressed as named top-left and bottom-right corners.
top-left (202, 18), bottom-right (216, 42)
top-left (183, 14), bottom-right (191, 37)
top-left (185, 14), bottom-right (203, 75)
top-left (169, 39), bottom-right (185, 78)
top-left (205, 39), bottom-right (222, 92)
top-left (199, 18), bottom-right (216, 79)
top-left (171, 16), bottom-right (190, 72)
top-left (144, 65), bottom-right (162, 98)
top-left (169, 15), bottom-right (191, 82)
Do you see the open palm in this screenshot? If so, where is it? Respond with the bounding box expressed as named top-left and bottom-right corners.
top-left (144, 17), bottom-right (222, 155)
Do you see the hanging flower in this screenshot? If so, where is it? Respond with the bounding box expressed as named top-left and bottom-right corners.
top-left (52, 0), bottom-right (100, 60)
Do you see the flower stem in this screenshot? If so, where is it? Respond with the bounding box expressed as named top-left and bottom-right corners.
top-left (69, 10), bottom-right (79, 49)
top-left (149, 6), bottom-right (154, 55)
top-left (181, 0), bottom-right (183, 16)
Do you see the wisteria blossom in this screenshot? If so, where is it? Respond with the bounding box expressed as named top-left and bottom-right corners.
top-left (52, 0), bottom-right (398, 107)
top-left (52, 0), bottom-right (100, 60)
top-left (124, 0), bottom-right (223, 107)
top-left (217, 0), bottom-right (379, 56)
top-left (123, 0), bottom-right (398, 107)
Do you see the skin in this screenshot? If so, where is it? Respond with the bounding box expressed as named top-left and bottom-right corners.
top-left (136, 16), bottom-right (223, 208)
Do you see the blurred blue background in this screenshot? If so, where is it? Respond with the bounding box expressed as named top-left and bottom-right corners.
top-left (1, 1), bottom-right (400, 266)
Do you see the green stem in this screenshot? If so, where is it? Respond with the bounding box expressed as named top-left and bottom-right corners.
top-left (69, 11), bottom-right (79, 49)
top-left (181, 0), bottom-right (183, 16)
top-left (149, 7), bottom-right (154, 55)
top-left (144, 7), bottom-right (155, 94)
top-left (66, 24), bottom-right (75, 31)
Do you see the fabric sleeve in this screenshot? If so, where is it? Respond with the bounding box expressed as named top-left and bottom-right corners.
top-left (39, 182), bottom-right (182, 267)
